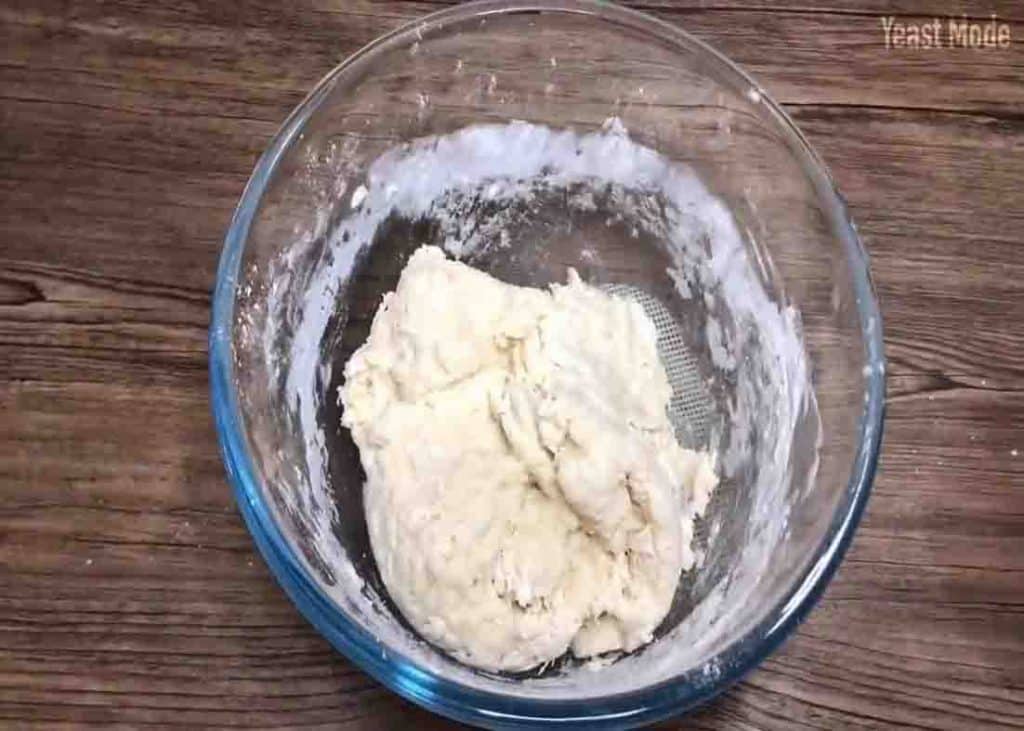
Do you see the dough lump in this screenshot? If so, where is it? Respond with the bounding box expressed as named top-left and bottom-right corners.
top-left (341, 246), bottom-right (717, 672)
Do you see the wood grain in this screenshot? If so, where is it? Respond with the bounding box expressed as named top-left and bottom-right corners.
top-left (2, 1), bottom-right (1023, 728)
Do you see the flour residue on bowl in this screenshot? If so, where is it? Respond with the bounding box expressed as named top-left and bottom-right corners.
top-left (263, 119), bottom-right (813, 697)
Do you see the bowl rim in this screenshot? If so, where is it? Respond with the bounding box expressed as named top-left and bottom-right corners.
top-left (209, 1), bottom-right (886, 727)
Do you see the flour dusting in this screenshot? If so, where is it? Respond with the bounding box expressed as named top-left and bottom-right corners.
top-left (256, 120), bottom-right (813, 697)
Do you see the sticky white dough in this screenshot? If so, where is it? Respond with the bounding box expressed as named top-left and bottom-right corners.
top-left (341, 246), bottom-right (717, 672)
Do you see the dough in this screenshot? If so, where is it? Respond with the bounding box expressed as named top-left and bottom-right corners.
top-left (341, 246), bottom-right (717, 672)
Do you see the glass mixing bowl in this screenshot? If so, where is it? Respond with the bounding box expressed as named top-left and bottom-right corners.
top-left (209, 1), bottom-right (885, 726)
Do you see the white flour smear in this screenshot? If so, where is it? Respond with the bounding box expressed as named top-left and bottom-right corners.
top-left (258, 120), bottom-right (812, 696)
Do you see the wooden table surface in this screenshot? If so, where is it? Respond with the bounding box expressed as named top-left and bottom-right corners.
top-left (2, 1), bottom-right (1023, 728)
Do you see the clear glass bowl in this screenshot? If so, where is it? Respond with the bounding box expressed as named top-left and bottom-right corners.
top-left (209, 1), bottom-right (885, 727)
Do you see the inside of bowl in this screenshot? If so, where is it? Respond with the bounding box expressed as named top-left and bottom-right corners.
top-left (227, 4), bottom-right (871, 701)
